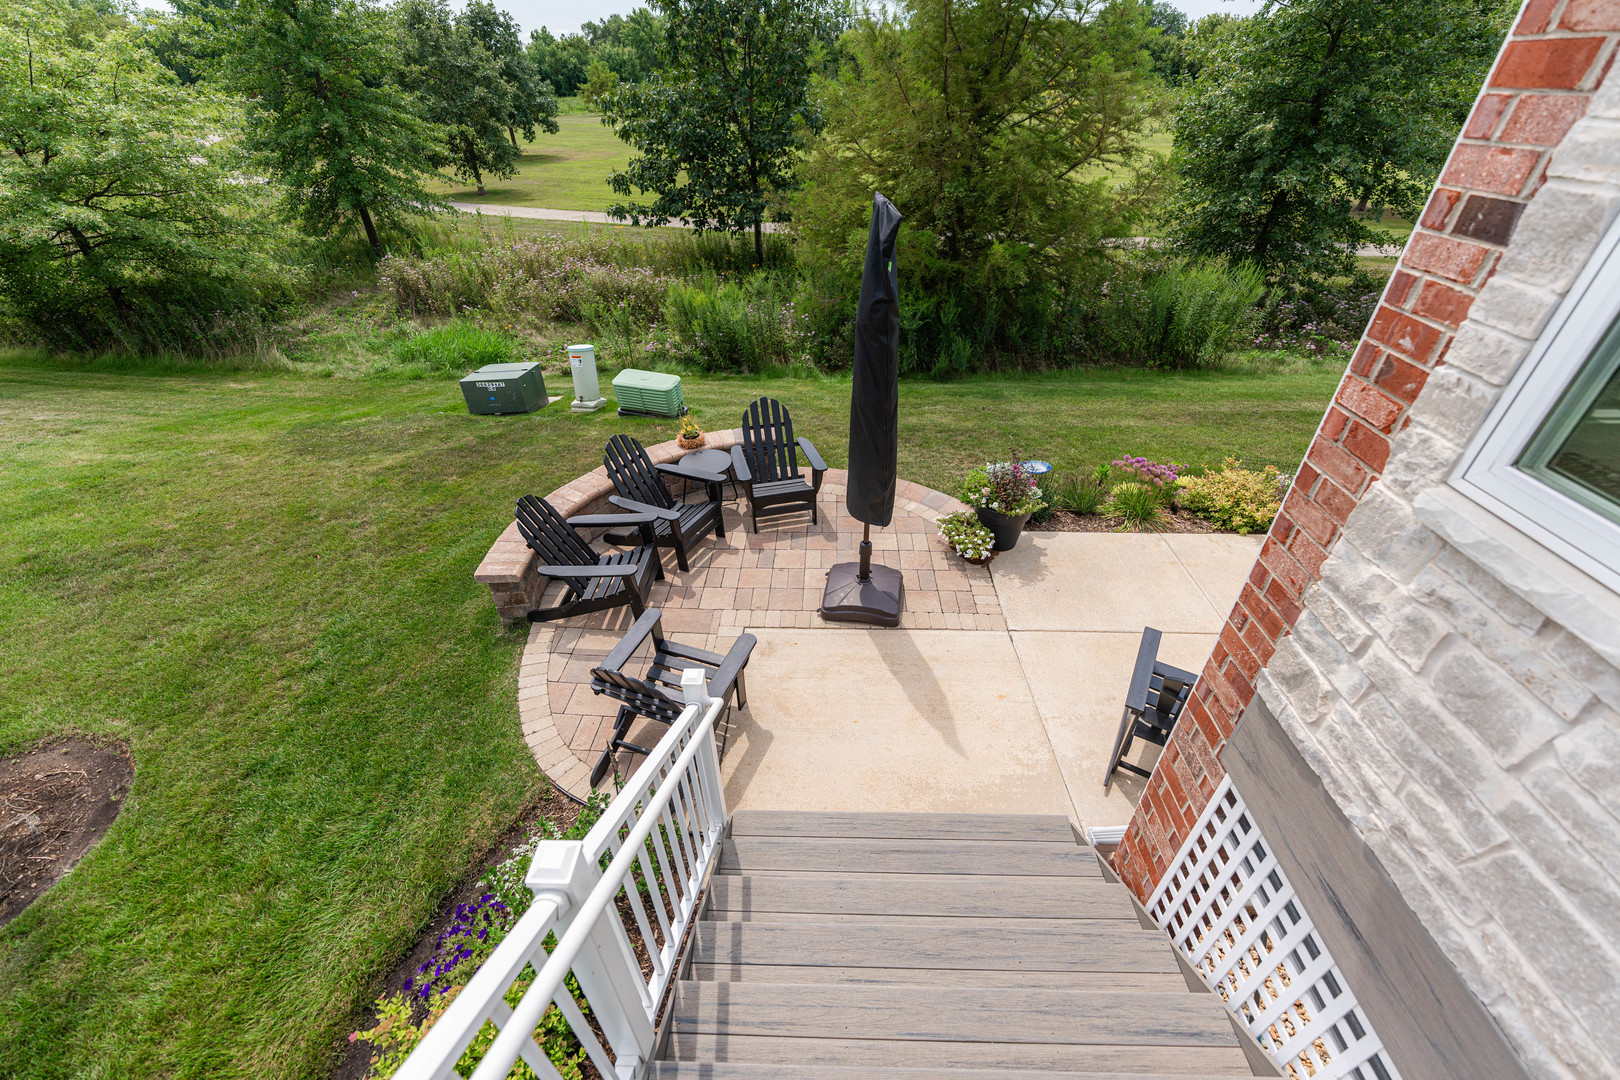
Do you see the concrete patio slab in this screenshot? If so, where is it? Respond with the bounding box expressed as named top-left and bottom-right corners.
top-left (990, 532), bottom-right (1256, 634)
top-left (720, 628), bottom-right (1074, 817)
top-left (1012, 630), bottom-right (1220, 829)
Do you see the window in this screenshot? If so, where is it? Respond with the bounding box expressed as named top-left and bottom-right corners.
top-left (1455, 220), bottom-right (1620, 594)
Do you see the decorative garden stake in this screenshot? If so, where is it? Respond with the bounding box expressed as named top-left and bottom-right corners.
top-left (821, 192), bottom-right (905, 627)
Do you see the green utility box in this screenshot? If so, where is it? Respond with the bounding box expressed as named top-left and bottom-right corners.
top-left (612, 368), bottom-right (684, 418)
top-left (460, 362), bottom-right (549, 415)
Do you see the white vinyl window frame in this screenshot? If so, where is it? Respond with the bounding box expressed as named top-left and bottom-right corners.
top-left (1453, 215), bottom-right (1620, 597)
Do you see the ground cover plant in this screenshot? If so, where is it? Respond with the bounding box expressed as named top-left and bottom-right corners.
top-left (0, 340), bottom-right (1339, 1078)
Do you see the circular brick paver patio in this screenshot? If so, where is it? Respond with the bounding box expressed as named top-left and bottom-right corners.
top-left (514, 468), bottom-right (1004, 800)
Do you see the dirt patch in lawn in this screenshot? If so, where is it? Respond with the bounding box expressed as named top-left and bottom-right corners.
top-left (334, 783), bottom-right (585, 1080)
top-left (1029, 508), bottom-right (1217, 534)
top-left (0, 738), bottom-right (133, 928)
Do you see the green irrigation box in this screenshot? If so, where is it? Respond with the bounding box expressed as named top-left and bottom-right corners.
top-left (612, 369), bottom-right (684, 418)
top-left (460, 362), bottom-right (549, 415)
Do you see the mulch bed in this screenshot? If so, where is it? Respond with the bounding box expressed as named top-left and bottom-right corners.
top-left (0, 738), bottom-right (133, 928)
top-left (333, 784), bottom-right (584, 1080)
top-left (1028, 508), bottom-right (1216, 534)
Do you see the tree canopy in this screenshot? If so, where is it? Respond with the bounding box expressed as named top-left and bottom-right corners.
top-left (1167, 0), bottom-right (1515, 280)
top-left (600, 0), bottom-right (842, 261)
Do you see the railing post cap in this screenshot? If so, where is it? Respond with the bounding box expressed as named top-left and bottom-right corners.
top-left (680, 666), bottom-right (712, 706)
top-left (525, 838), bottom-right (592, 902)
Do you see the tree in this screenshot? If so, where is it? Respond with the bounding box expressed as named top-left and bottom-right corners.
top-left (0, 0), bottom-right (276, 344)
top-left (458, 0), bottom-right (559, 148)
top-left (395, 0), bottom-right (522, 195)
top-left (1167, 0), bottom-right (1515, 281)
top-left (600, 0), bottom-right (841, 262)
top-left (1144, 1), bottom-right (1190, 86)
top-left (207, 0), bottom-right (445, 256)
top-left (579, 59), bottom-right (620, 110)
top-left (527, 26), bottom-right (590, 97)
top-left (792, 0), bottom-right (1162, 360)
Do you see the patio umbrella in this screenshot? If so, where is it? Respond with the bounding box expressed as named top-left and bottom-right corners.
top-left (820, 192), bottom-right (905, 627)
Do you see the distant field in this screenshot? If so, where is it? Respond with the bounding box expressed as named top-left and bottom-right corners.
top-left (427, 111), bottom-right (630, 212)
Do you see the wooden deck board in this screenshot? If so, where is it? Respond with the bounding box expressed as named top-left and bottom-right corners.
top-left (652, 1065), bottom-right (1250, 1079)
top-left (664, 1033), bottom-right (1256, 1074)
top-left (729, 811), bottom-right (1077, 842)
top-left (705, 874), bottom-right (1134, 921)
top-left (688, 964), bottom-right (1191, 991)
top-left (671, 983), bottom-right (1238, 1046)
top-left (717, 838), bottom-right (1101, 877)
top-left (694, 922), bottom-right (1181, 973)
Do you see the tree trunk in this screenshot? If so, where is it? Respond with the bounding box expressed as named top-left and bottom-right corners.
top-left (358, 204), bottom-right (381, 257)
top-left (473, 162), bottom-right (485, 195)
top-left (508, 125), bottom-right (518, 148)
top-left (67, 224), bottom-right (133, 323)
top-left (754, 219), bottom-right (764, 265)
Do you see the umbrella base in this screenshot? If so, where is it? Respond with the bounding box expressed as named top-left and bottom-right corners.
top-left (819, 561), bottom-right (904, 628)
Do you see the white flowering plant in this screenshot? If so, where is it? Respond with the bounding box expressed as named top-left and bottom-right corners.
top-left (960, 461), bottom-right (1046, 516)
top-left (938, 511), bottom-right (995, 561)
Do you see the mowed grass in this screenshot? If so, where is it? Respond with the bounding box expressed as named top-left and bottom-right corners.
top-left (0, 354), bottom-right (1342, 1078)
top-left (428, 112), bottom-right (630, 212)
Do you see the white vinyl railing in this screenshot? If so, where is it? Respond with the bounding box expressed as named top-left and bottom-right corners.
top-left (1146, 776), bottom-right (1402, 1080)
top-left (395, 668), bottom-right (728, 1080)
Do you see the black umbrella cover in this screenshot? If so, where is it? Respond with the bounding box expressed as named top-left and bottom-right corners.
top-left (846, 192), bottom-right (904, 527)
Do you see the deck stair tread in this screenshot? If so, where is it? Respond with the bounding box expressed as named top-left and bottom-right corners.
top-left (659, 812), bottom-right (1254, 1078)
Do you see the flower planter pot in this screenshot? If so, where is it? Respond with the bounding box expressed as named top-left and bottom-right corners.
top-left (975, 507), bottom-right (1030, 551)
top-left (677, 434), bottom-right (706, 450)
top-left (960, 551), bottom-right (997, 566)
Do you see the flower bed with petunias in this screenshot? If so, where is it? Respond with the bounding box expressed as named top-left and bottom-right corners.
top-left (341, 789), bottom-right (613, 1080)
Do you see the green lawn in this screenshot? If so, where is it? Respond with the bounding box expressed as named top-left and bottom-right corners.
top-left (0, 354), bottom-right (1342, 1078)
top-left (429, 113), bottom-right (631, 212)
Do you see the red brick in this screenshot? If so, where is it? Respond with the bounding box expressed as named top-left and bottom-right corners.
top-left (1281, 490), bottom-right (1337, 547)
top-left (1373, 352), bottom-right (1432, 404)
top-left (1385, 270), bottom-right (1419, 307)
top-left (1465, 93), bottom-right (1513, 139)
top-left (1412, 280), bottom-right (1475, 327)
top-left (1295, 461), bottom-right (1320, 494)
top-left (1221, 625), bottom-right (1261, 681)
top-left (1350, 341), bottom-right (1381, 376)
top-left (1227, 665), bottom-right (1255, 705)
top-left (1500, 93), bottom-right (1590, 144)
top-left (1336, 378), bottom-right (1405, 432)
top-left (1265, 578), bottom-right (1303, 625)
top-left (1344, 420), bottom-right (1392, 471)
top-left (1421, 188), bottom-right (1462, 230)
top-left (1405, 232), bottom-right (1491, 284)
top-left (1308, 438), bottom-right (1370, 494)
top-left (1491, 38), bottom-right (1606, 90)
top-left (1248, 561), bottom-right (1270, 590)
top-left (1314, 478), bottom-right (1358, 525)
top-left (1241, 583), bottom-right (1286, 640)
top-left (1207, 664), bottom-right (1243, 716)
top-left (1517, 0), bottom-right (1559, 33)
top-left (1562, 0), bottom-right (1620, 31)
top-left (1321, 405), bottom-right (1351, 441)
top-left (1289, 531), bottom-right (1330, 579)
top-left (1441, 144), bottom-right (1542, 196)
top-left (1262, 532), bottom-right (1313, 592)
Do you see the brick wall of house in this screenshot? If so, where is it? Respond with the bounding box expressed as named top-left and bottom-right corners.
top-left (1114, 7), bottom-right (1620, 1074)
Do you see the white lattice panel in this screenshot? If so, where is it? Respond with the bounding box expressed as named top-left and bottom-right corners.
top-left (1146, 777), bottom-right (1402, 1080)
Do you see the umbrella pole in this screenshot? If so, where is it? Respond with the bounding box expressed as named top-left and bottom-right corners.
top-left (820, 520), bottom-right (903, 627)
top-left (858, 523), bottom-right (872, 582)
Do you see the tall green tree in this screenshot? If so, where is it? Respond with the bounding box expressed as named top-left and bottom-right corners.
top-left (395, 0), bottom-right (520, 195)
top-left (209, 0), bottom-right (445, 256)
top-left (458, 0), bottom-right (559, 148)
top-left (1167, 0), bottom-right (1515, 280)
top-left (600, 0), bottom-right (841, 262)
top-left (792, 0), bottom-right (1162, 360)
top-left (0, 0), bottom-right (275, 344)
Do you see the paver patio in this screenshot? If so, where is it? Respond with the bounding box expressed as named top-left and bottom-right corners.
top-left (507, 461), bottom-right (1259, 828)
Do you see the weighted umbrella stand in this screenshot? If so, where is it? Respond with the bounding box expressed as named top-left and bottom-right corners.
top-left (821, 193), bottom-right (905, 628)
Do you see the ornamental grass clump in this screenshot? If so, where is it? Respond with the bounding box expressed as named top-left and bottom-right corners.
top-left (1109, 481), bottom-right (1167, 532)
top-left (1178, 457), bottom-right (1286, 534)
top-left (938, 511), bottom-right (995, 561)
top-left (1051, 473), bottom-right (1108, 515)
top-left (961, 461), bottom-right (1046, 517)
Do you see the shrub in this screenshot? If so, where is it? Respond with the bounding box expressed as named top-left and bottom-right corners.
top-left (1091, 258), bottom-right (1265, 368)
top-left (938, 511), bottom-right (994, 561)
top-left (1109, 481), bottom-right (1166, 531)
top-left (961, 462), bottom-right (1047, 517)
top-left (1179, 457), bottom-right (1285, 534)
top-left (392, 323), bottom-right (517, 374)
top-left (1052, 474), bottom-right (1108, 515)
top-left (662, 273), bottom-right (802, 373)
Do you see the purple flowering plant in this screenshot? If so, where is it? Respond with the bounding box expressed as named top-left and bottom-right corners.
top-left (1111, 456), bottom-right (1182, 489)
top-left (961, 461), bottom-right (1046, 516)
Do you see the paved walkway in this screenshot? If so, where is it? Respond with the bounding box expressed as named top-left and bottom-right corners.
top-left (450, 202), bottom-right (787, 232)
top-left (514, 465), bottom-right (1260, 829)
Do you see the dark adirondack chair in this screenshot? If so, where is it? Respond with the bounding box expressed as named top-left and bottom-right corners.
top-left (514, 495), bottom-right (663, 625)
top-left (730, 397), bottom-right (827, 532)
top-left (600, 434), bottom-right (726, 573)
top-left (1103, 626), bottom-right (1198, 790)
top-left (587, 607), bottom-right (756, 786)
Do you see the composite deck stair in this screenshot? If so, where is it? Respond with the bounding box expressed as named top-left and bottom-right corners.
top-left (651, 811), bottom-right (1262, 1079)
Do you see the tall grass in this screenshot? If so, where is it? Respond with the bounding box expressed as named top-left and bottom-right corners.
top-left (662, 272), bottom-right (803, 372)
top-left (1111, 260), bottom-right (1265, 368)
top-left (391, 322), bottom-right (518, 375)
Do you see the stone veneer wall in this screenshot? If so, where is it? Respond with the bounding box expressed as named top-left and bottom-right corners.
top-left (1115, 4), bottom-right (1620, 1076)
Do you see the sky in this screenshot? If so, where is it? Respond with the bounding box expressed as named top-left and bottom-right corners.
top-left (140, 0), bottom-right (1266, 41)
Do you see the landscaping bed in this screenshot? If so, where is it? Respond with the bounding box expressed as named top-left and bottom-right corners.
top-left (1029, 508), bottom-right (1215, 534)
